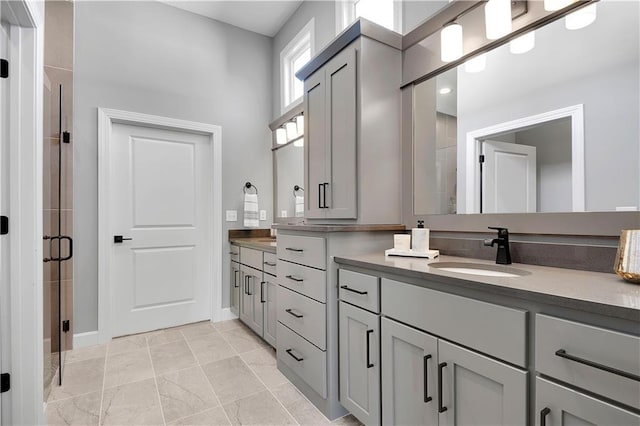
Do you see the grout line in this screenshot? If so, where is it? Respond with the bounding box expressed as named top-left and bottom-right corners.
top-left (147, 338), bottom-right (168, 426)
top-left (97, 340), bottom-right (110, 426)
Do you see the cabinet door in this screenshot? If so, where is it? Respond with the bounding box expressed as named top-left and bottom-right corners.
top-left (230, 261), bottom-right (240, 316)
top-left (304, 69), bottom-right (327, 219)
top-left (239, 268), bottom-right (251, 325)
top-left (325, 46), bottom-right (357, 219)
top-left (262, 276), bottom-right (277, 348)
top-left (339, 301), bottom-right (380, 425)
top-left (381, 317), bottom-right (439, 426)
top-left (248, 269), bottom-right (264, 336)
top-left (536, 377), bottom-right (640, 426)
top-left (438, 340), bottom-right (527, 426)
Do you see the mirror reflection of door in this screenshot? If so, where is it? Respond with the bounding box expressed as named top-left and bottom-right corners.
top-left (481, 140), bottom-right (536, 213)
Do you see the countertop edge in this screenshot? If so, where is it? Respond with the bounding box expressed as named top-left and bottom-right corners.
top-left (272, 224), bottom-right (406, 232)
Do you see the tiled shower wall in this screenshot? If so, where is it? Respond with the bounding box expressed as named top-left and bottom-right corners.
top-left (43, 0), bottom-right (74, 398)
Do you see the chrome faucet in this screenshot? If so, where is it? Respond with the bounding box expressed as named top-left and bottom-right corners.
top-left (484, 227), bottom-right (512, 265)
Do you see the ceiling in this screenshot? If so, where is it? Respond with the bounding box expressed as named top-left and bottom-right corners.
top-left (160, 0), bottom-right (303, 37)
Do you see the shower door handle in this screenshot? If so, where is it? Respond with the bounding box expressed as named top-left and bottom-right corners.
top-left (114, 235), bottom-right (133, 244)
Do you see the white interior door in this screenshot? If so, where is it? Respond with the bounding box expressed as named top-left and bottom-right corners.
top-left (482, 140), bottom-right (536, 213)
top-left (109, 123), bottom-right (212, 337)
top-left (0, 18), bottom-right (8, 426)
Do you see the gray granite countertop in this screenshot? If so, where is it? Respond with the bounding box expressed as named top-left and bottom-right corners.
top-left (334, 253), bottom-right (640, 321)
top-left (230, 237), bottom-right (277, 253)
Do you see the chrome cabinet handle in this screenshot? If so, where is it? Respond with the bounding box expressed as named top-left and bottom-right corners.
top-left (555, 349), bottom-right (640, 382)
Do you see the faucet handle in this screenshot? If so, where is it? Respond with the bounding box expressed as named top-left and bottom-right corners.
top-left (488, 226), bottom-right (509, 236)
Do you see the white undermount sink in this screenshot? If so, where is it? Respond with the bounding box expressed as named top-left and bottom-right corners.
top-left (429, 262), bottom-right (530, 278)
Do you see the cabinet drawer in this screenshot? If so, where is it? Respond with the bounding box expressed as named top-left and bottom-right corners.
top-left (278, 260), bottom-right (327, 303)
top-left (381, 278), bottom-right (527, 367)
top-left (240, 247), bottom-right (263, 270)
top-left (263, 252), bottom-right (277, 276)
top-left (339, 269), bottom-right (379, 313)
top-left (536, 314), bottom-right (640, 409)
top-left (278, 286), bottom-right (326, 350)
top-left (277, 234), bottom-right (326, 270)
top-left (277, 322), bottom-right (327, 398)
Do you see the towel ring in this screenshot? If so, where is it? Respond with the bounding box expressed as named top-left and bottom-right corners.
top-left (293, 185), bottom-right (304, 197)
top-left (243, 182), bottom-right (258, 194)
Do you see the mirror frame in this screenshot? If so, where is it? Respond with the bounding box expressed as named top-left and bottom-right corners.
top-left (402, 0), bottom-right (639, 236)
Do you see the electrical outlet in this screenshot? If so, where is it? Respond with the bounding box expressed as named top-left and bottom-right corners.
top-left (259, 210), bottom-right (267, 221)
top-left (281, 210), bottom-right (288, 218)
top-left (225, 210), bottom-right (237, 222)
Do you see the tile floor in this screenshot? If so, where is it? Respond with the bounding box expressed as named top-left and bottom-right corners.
top-left (46, 320), bottom-right (362, 426)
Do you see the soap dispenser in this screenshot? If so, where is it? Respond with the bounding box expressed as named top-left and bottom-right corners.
top-left (411, 220), bottom-right (429, 253)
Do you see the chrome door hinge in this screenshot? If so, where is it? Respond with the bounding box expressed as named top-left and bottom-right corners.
top-left (0, 373), bottom-right (9, 393)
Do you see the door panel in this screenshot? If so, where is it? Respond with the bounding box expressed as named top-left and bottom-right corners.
top-left (110, 123), bottom-right (211, 336)
top-left (304, 72), bottom-right (327, 218)
top-left (381, 318), bottom-right (439, 426)
top-left (230, 262), bottom-right (240, 316)
top-left (263, 276), bottom-right (277, 347)
top-left (250, 271), bottom-right (264, 335)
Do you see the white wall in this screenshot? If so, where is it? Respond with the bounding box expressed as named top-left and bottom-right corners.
top-left (74, 1), bottom-right (273, 333)
top-left (403, 0), bottom-right (448, 34)
top-left (457, 1), bottom-right (639, 213)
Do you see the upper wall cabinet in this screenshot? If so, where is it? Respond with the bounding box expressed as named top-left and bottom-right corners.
top-left (298, 19), bottom-right (403, 223)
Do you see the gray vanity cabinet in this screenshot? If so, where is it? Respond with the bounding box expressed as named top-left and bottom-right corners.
top-left (230, 261), bottom-right (240, 316)
top-left (304, 46), bottom-right (357, 219)
top-left (239, 264), bottom-right (264, 336)
top-left (263, 273), bottom-right (278, 347)
top-left (339, 301), bottom-right (380, 425)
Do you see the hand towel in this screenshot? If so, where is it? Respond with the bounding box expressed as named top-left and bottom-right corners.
top-left (243, 193), bottom-right (259, 228)
top-left (295, 196), bottom-right (304, 217)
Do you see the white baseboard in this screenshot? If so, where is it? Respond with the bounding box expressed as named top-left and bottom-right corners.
top-left (73, 331), bottom-right (100, 348)
top-left (214, 308), bottom-right (238, 322)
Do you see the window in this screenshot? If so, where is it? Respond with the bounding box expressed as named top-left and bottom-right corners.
top-left (336, 0), bottom-right (402, 35)
top-left (281, 19), bottom-right (314, 114)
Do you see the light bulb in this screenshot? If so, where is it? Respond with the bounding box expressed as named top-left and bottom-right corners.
top-left (276, 128), bottom-right (287, 145)
top-left (485, 0), bottom-right (512, 40)
top-left (439, 87), bottom-right (452, 95)
top-left (544, 0), bottom-right (572, 11)
top-left (465, 53), bottom-right (487, 73)
top-left (441, 23), bottom-right (463, 62)
top-left (510, 31), bottom-right (535, 54)
top-left (565, 3), bottom-right (596, 30)
top-left (285, 121), bottom-right (298, 140)
top-left (296, 115), bottom-right (304, 135)
top-left (294, 138), bottom-right (304, 148)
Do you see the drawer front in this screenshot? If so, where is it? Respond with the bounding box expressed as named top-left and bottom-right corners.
top-left (263, 252), bottom-right (278, 276)
top-left (278, 286), bottom-right (326, 350)
top-left (381, 278), bottom-right (527, 367)
top-left (240, 247), bottom-right (263, 270)
top-left (277, 322), bottom-right (327, 398)
top-left (536, 314), bottom-right (640, 409)
top-left (278, 260), bottom-right (327, 303)
top-left (339, 269), bottom-right (380, 313)
top-left (277, 234), bottom-right (326, 270)
top-left (229, 244), bottom-right (240, 262)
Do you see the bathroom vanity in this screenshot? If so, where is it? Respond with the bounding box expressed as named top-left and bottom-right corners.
top-left (335, 254), bottom-right (640, 426)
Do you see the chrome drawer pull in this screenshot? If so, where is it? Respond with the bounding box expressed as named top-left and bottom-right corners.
top-left (286, 275), bottom-right (304, 282)
top-left (340, 285), bottom-right (368, 295)
top-left (264, 261), bottom-right (277, 267)
top-left (555, 349), bottom-right (640, 382)
top-left (285, 308), bottom-right (303, 318)
top-left (285, 247), bottom-right (304, 252)
top-left (286, 348), bottom-right (304, 362)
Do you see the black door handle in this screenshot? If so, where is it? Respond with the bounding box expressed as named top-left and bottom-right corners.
top-left (264, 261), bottom-right (276, 267)
top-left (424, 354), bottom-right (432, 403)
top-left (555, 349), bottom-right (640, 382)
top-left (540, 407), bottom-right (551, 426)
top-left (285, 308), bottom-right (303, 318)
top-left (286, 348), bottom-right (304, 362)
top-left (366, 329), bottom-right (374, 368)
top-left (260, 281), bottom-right (266, 303)
top-left (340, 285), bottom-right (368, 295)
top-left (244, 275), bottom-right (249, 295)
top-left (438, 362), bottom-right (447, 413)
top-left (234, 270), bottom-right (239, 288)
top-left (322, 183), bottom-right (329, 208)
top-left (247, 275), bottom-right (253, 296)
top-left (114, 235), bottom-right (133, 244)
top-left (285, 247), bottom-right (304, 252)
top-left (60, 236), bottom-right (73, 261)
top-left (286, 275), bottom-right (304, 282)
top-left (318, 183), bottom-right (323, 209)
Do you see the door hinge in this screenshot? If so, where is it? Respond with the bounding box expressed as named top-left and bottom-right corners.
top-left (0, 373), bottom-right (9, 393)
top-left (62, 320), bottom-right (70, 333)
top-left (0, 216), bottom-right (7, 235)
top-left (479, 155), bottom-right (485, 164)
top-left (0, 59), bottom-right (8, 79)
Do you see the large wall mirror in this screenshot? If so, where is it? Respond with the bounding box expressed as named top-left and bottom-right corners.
top-left (274, 141), bottom-right (304, 220)
top-left (413, 0), bottom-right (639, 216)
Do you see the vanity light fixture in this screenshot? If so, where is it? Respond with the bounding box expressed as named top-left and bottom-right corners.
top-left (565, 3), bottom-right (597, 30)
top-left (464, 53), bottom-right (487, 73)
top-left (285, 120), bottom-right (298, 140)
top-left (485, 0), bottom-right (512, 40)
top-left (441, 23), bottom-right (463, 62)
top-left (276, 128), bottom-right (287, 145)
top-left (295, 114), bottom-right (304, 135)
top-left (543, 0), bottom-right (572, 11)
top-left (510, 31), bottom-right (535, 54)
top-left (439, 87), bottom-right (452, 95)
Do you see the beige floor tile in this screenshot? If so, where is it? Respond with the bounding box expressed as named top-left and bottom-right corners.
top-left (104, 348), bottom-right (154, 389)
top-left (108, 334), bottom-right (147, 356)
top-left (169, 406), bottom-right (230, 425)
top-left (220, 325), bottom-right (267, 354)
top-left (332, 414), bottom-right (364, 425)
top-left (46, 391), bottom-right (101, 426)
top-left (273, 382), bottom-right (330, 425)
top-left (188, 332), bottom-right (236, 365)
top-left (157, 366), bottom-right (219, 423)
top-left (48, 357), bottom-right (105, 401)
top-left (223, 390), bottom-right (296, 426)
top-left (65, 344), bottom-right (107, 364)
top-left (100, 378), bottom-right (163, 425)
top-left (146, 328), bottom-right (184, 347)
top-left (150, 339), bottom-right (197, 375)
top-left (180, 321), bottom-right (216, 341)
top-left (241, 348), bottom-right (288, 389)
top-left (201, 356), bottom-right (265, 405)
top-left (212, 319), bottom-right (242, 332)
